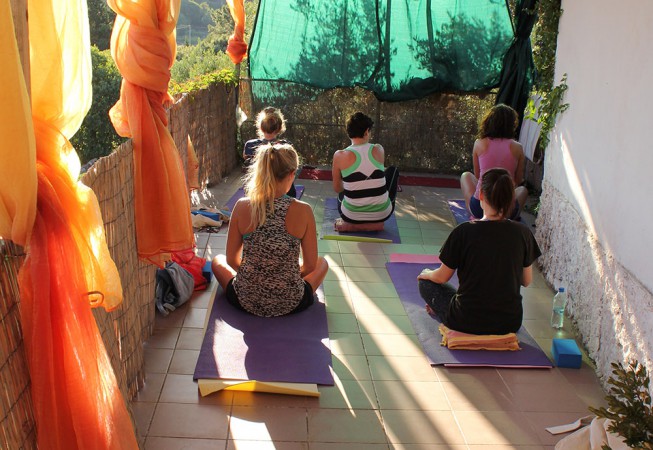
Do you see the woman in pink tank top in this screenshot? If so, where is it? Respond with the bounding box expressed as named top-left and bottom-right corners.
top-left (460, 104), bottom-right (528, 220)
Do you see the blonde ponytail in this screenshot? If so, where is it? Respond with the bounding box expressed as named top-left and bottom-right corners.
top-left (243, 143), bottom-right (299, 228)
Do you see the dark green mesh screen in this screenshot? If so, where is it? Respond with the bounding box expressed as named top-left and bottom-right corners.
top-left (249, 0), bottom-right (515, 102)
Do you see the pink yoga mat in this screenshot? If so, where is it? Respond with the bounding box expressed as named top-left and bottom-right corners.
top-left (389, 253), bottom-right (441, 264)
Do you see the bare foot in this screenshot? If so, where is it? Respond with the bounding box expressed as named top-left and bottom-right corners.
top-left (334, 219), bottom-right (385, 232)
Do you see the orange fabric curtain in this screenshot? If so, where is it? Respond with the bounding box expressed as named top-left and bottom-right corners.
top-left (0, 0), bottom-right (36, 246)
top-left (1, 0), bottom-right (138, 446)
top-left (0, 0), bottom-right (138, 450)
top-left (226, 0), bottom-right (247, 64)
top-left (108, 0), bottom-right (194, 267)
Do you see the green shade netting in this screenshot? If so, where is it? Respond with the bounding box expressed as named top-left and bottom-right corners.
top-left (249, 0), bottom-right (516, 102)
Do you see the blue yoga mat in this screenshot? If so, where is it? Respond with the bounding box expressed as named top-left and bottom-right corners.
top-left (321, 197), bottom-right (401, 243)
top-left (193, 286), bottom-right (334, 385)
top-left (386, 262), bottom-right (553, 368)
top-left (225, 185), bottom-right (305, 210)
top-left (448, 199), bottom-right (473, 225)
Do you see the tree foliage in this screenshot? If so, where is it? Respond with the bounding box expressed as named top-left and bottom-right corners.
top-left (70, 46), bottom-right (123, 164)
top-left (87, 0), bottom-right (115, 50)
top-left (172, 0), bottom-right (259, 83)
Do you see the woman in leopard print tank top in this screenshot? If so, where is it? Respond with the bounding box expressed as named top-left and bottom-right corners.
top-left (212, 143), bottom-right (328, 317)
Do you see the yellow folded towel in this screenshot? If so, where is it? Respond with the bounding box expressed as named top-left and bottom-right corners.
top-left (439, 324), bottom-right (520, 351)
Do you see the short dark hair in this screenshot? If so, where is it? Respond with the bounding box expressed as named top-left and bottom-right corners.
top-left (478, 104), bottom-right (519, 139)
top-left (480, 168), bottom-right (515, 219)
top-left (346, 112), bottom-right (374, 138)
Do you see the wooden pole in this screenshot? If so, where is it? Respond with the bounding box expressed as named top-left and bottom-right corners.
top-left (9, 0), bottom-right (30, 94)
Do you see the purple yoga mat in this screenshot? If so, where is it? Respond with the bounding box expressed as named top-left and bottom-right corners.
top-left (448, 199), bottom-right (474, 225)
top-left (193, 286), bottom-right (334, 384)
top-left (386, 262), bottom-right (553, 368)
top-left (224, 185), bottom-right (305, 210)
top-left (321, 197), bottom-right (401, 243)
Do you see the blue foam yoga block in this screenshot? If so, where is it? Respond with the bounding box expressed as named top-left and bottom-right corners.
top-left (552, 338), bottom-right (582, 368)
top-left (192, 210), bottom-right (221, 221)
top-left (202, 261), bottom-right (213, 283)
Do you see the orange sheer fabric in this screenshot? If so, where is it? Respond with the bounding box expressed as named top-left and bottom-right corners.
top-left (108, 0), bottom-right (194, 267)
top-left (226, 0), bottom-right (247, 64)
top-left (187, 135), bottom-right (200, 190)
top-left (0, 0), bottom-right (36, 246)
top-left (7, 0), bottom-right (138, 445)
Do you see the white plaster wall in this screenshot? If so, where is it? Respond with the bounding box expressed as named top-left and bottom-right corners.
top-left (547, 0), bottom-right (653, 292)
top-left (537, 0), bottom-right (653, 385)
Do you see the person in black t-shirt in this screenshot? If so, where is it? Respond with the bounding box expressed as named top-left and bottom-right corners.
top-left (417, 168), bottom-right (541, 335)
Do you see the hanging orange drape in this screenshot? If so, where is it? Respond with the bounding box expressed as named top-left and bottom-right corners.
top-left (107, 0), bottom-right (194, 267)
top-left (0, 0), bottom-right (36, 246)
top-left (1, 0), bottom-right (138, 447)
top-left (226, 0), bottom-right (247, 64)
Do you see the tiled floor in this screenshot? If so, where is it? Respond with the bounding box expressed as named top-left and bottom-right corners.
top-left (135, 169), bottom-right (607, 449)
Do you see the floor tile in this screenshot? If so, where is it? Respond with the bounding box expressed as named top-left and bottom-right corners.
top-left (183, 307), bottom-right (208, 328)
top-left (329, 332), bottom-right (366, 355)
top-left (355, 313), bottom-right (414, 335)
top-left (146, 327), bottom-right (180, 349)
top-left (145, 437), bottom-right (227, 450)
top-left (347, 281), bottom-right (398, 298)
top-left (143, 348), bottom-right (174, 374)
top-left (148, 403), bottom-right (230, 439)
top-left (341, 252), bottom-right (388, 268)
top-left (229, 406), bottom-right (308, 441)
top-left (331, 354), bottom-right (373, 381)
top-left (454, 410), bottom-right (541, 445)
top-left (132, 401), bottom-right (156, 438)
top-left (367, 355), bottom-right (438, 382)
top-left (307, 409), bottom-right (387, 443)
top-left (326, 313), bottom-right (359, 333)
top-left (441, 380), bottom-right (517, 412)
top-left (324, 295), bottom-right (355, 314)
top-left (381, 410), bottom-right (464, 444)
top-left (509, 381), bottom-right (592, 413)
top-left (352, 295), bottom-right (407, 317)
top-left (159, 373), bottom-right (232, 405)
top-left (361, 333), bottom-right (424, 357)
top-left (373, 380), bottom-right (450, 411)
top-left (313, 444), bottom-right (390, 450)
top-left (169, 349), bottom-right (200, 375)
top-left (227, 440), bottom-right (307, 450)
top-left (317, 379), bottom-right (378, 409)
top-left (177, 328), bottom-right (206, 350)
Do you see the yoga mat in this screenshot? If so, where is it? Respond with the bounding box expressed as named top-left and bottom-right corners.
top-left (224, 185), bottom-right (305, 210)
top-left (448, 199), bottom-right (474, 225)
top-left (193, 285), bottom-right (334, 387)
top-left (389, 253), bottom-right (441, 264)
top-left (198, 380), bottom-right (320, 397)
top-left (321, 197), bottom-right (401, 243)
top-left (385, 262), bottom-right (553, 368)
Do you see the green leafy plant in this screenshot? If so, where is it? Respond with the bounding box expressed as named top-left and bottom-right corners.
top-left (589, 361), bottom-right (653, 449)
top-left (524, 73), bottom-right (569, 153)
top-left (169, 69), bottom-right (238, 96)
top-left (70, 46), bottom-right (124, 164)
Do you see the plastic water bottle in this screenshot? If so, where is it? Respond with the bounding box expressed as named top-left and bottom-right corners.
top-left (550, 287), bottom-right (567, 329)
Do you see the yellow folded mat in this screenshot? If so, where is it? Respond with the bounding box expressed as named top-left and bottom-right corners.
top-left (439, 324), bottom-right (520, 351)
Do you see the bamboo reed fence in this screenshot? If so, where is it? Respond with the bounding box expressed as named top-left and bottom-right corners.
top-left (0, 81), bottom-right (237, 449)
